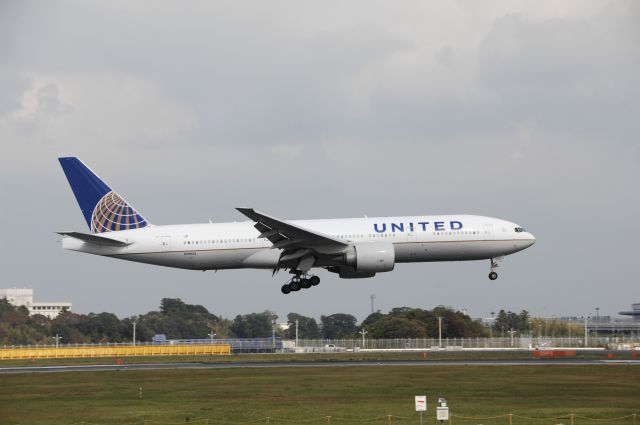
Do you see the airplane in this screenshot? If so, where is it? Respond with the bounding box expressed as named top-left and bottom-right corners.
top-left (58, 157), bottom-right (536, 294)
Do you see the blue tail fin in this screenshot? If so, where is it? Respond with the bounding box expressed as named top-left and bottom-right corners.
top-left (58, 157), bottom-right (149, 233)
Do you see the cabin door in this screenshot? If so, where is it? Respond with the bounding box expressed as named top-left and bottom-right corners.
top-left (160, 236), bottom-right (171, 251)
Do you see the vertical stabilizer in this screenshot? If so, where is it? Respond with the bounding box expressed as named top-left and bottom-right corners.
top-left (58, 157), bottom-right (149, 233)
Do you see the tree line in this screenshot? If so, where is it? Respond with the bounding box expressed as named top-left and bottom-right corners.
top-left (0, 297), bottom-right (553, 346)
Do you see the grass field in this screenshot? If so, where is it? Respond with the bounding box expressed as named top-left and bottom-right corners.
top-left (1, 364), bottom-right (639, 425)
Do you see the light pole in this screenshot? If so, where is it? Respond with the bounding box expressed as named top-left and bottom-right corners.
top-left (132, 320), bottom-right (136, 346)
top-left (507, 329), bottom-right (516, 348)
top-left (370, 294), bottom-right (376, 314)
top-left (208, 332), bottom-right (217, 344)
top-left (584, 315), bottom-right (590, 347)
top-left (53, 334), bottom-right (61, 348)
top-left (295, 320), bottom-right (299, 348)
top-left (437, 316), bottom-right (443, 348)
top-left (272, 320), bottom-right (276, 350)
top-left (359, 329), bottom-right (367, 348)
top-left (544, 320), bottom-right (548, 338)
top-left (490, 312), bottom-right (495, 341)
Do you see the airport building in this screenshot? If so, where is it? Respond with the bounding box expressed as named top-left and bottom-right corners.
top-left (556, 303), bottom-right (640, 335)
top-left (619, 303), bottom-right (640, 321)
top-left (0, 288), bottom-right (72, 319)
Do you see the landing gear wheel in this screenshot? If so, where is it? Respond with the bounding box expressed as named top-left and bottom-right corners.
top-left (281, 284), bottom-right (291, 295)
top-left (309, 275), bottom-right (320, 286)
top-left (289, 280), bottom-right (302, 291)
top-left (300, 279), bottom-right (312, 289)
top-left (488, 271), bottom-right (498, 280)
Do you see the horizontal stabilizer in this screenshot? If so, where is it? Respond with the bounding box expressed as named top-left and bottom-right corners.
top-left (57, 231), bottom-right (132, 247)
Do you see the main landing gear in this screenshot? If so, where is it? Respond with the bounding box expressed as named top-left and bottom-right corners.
top-left (281, 272), bottom-right (320, 294)
top-left (488, 256), bottom-right (503, 280)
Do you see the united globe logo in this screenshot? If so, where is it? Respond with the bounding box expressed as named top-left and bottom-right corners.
top-left (90, 191), bottom-right (148, 233)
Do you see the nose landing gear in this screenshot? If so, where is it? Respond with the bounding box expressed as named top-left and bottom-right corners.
top-left (488, 256), bottom-right (503, 280)
top-left (280, 271), bottom-right (321, 294)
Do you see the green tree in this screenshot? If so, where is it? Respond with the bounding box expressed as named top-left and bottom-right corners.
top-left (493, 309), bottom-right (531, 334)
top-left (0, 299), bottom-right (52, 345)
top-left (321, 313), bottom-right (358, 339)
top-left (286, 313), bottom-right (321, 339)
top-left (360, 311), bottom-right (386, 329)
top-left (137, 299), bottom-right (220, 340)
top-left (360, 306), bottom-right (486, 339)
top-left (78, 312), bottom-right (127, 342)
top-left (367, 316), bottom-right (427, 338)
top-left (230, 311), bottom-right (278, 338)
top-left (51, 312), bottom-right (90, 343)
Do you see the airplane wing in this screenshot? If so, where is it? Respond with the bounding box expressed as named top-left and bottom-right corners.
top-left (236, 208), bottom-right (348, 267)
top-left (57, 231), bottom-right (132, 247)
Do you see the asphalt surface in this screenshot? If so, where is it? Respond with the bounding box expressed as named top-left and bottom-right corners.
top-left (2, 359), bottom-right (639, 374)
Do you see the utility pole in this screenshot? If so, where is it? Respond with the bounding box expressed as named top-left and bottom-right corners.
top-left (370, 294), bottom-right (376, 314)
top-left (437, 316), bottom-right (443, 348)
top-left (359, 329), bottom-right (367, 348)
top-left (295, 320), bottom-right (299, 348)
top-left (132, 320), bottom-right (136, 346)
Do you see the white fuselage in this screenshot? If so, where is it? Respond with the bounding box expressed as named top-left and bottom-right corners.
top-left (62, 215), bottom-right (535, 271)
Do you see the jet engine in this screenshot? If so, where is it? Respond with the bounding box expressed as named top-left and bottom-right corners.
top-left (328, 242), bottom-right (395, 278)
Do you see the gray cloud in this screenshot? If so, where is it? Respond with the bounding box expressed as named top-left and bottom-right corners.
top-left (1, 0), bottom-right (638, 322)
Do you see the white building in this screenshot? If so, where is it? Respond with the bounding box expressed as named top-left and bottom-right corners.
top-left (0, 288), bottom-right (72, 319)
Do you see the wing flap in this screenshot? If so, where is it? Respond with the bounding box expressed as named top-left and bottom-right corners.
top-left (57, 231), bottom-right (132, 247)
top-left (236, 208), bottom-right (348, 249)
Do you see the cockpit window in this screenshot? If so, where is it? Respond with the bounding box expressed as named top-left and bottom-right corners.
top-left (514, 227), bottom-right (526, 233)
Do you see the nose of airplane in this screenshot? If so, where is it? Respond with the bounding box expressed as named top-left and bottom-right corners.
top-left (525, 233), bottom-right (536, 247)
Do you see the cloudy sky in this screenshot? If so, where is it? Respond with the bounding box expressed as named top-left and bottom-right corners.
top-left (1, 0), bottom-right (639, 323)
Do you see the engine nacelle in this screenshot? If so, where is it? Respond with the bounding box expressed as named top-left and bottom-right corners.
top-left (343, 242), bottom-right (395, 273)
top-left (327, 266), bottom-right (377, 279)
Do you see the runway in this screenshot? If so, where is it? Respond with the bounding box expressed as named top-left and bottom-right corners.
top-left (2, 359), bottom-right (639, 374)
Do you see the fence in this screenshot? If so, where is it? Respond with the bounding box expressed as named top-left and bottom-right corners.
top-left (0, 343), bottom-right (231, 359)
top-left (293, 335), bottom-right (640, 350)
top-left (4, 336), bottom-right (640, 354)
top-left (1, 338), bottom-right (282, 353)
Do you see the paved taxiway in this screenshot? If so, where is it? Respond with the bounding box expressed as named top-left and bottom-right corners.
top-left (2, 359), bottom-right (639, 374)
